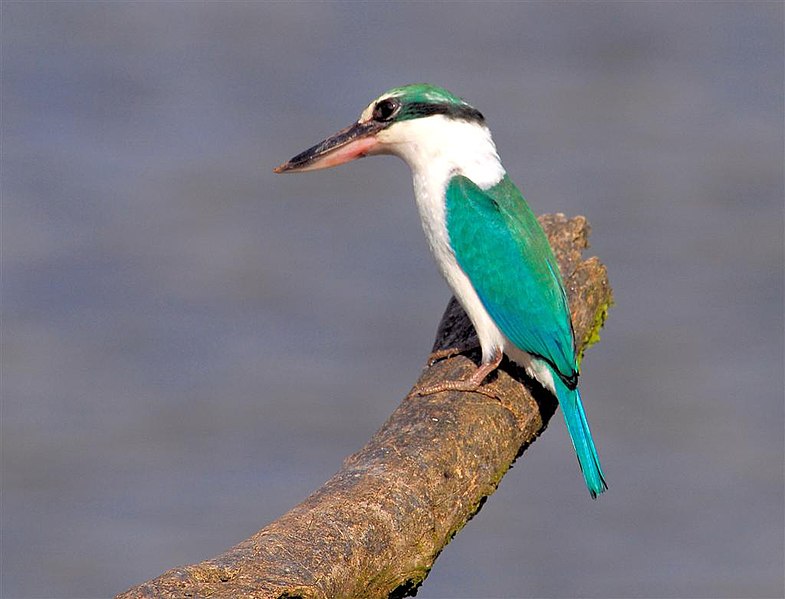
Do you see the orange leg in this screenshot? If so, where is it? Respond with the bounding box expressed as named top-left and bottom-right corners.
top-left (410, 348), bottom-right (504, 398)
top-left (426, 340), bottom-right (480, 366)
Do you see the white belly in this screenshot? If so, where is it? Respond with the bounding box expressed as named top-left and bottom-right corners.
top-left (411, 169), bottom-right (506, 365)
top-left (383, 114), bottom-right (554, 391)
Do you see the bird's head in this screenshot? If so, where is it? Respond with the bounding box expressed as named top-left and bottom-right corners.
top-left (274, 84), bottom-right (487, 174)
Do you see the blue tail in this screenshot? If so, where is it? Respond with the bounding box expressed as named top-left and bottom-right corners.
top-left (553, 373), bottom-right (607, 499)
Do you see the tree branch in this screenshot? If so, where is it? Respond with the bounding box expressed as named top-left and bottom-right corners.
top-left (117, 214), bottom-right (613, 599)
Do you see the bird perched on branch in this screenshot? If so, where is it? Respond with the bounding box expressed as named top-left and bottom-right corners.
top-left (275, 84), bottom-right (607, 498)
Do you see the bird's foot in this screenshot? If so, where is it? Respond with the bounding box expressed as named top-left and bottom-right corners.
top-left (426, 339), bottom-right (481, 366)
top-left (409, 348), bottom-right (503, 400)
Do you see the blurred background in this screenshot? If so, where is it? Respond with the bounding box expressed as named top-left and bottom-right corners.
top-left (3, 3), bottom-right (782, 598)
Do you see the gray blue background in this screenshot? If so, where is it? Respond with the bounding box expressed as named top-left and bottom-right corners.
top-left (3, 3), bottom-right (783, 598)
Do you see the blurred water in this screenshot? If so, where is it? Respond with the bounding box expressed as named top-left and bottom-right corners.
top-left (2, 3), bottom-right (783, 598)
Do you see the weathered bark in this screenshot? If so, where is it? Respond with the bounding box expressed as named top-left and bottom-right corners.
top-left (117, 214), bottom-right (612, 599)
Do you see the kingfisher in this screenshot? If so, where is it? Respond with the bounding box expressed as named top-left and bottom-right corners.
top-left (274, 84), bottom-right (607, 498)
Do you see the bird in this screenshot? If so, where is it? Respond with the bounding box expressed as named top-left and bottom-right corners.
top-left (274, 83), bottom-right (607, 499)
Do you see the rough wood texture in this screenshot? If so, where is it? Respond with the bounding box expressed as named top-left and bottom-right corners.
top-left (117, 214), bottom-right (612, 599)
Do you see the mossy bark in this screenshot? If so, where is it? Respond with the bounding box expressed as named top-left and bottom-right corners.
top-left (117, 214), bottom-right (613, 599)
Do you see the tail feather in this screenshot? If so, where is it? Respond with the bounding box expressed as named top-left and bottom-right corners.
top-left (553, 374), bottom-right (607, 499)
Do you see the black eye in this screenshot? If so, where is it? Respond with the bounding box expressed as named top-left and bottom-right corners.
top-left (372, 98), bottom-right (399, 122)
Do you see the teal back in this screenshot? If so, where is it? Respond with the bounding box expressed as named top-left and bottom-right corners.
top-left (445, 175), bottom-right (578, 384)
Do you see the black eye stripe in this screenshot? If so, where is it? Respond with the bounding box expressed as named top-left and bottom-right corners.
top-left (404, 102), bottom-right (485, 124)
top-left (370, 99), bottom-right (485, 125)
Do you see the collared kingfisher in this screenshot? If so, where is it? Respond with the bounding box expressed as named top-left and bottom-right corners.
top-left (274, 84), bottom-right (607, 498)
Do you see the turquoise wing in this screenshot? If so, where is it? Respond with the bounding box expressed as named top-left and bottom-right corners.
top-left (445, 174), bottom-right (578, 384)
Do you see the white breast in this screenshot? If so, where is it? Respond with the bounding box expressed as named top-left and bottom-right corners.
top-left (377, 116), bottom-right (509, 364)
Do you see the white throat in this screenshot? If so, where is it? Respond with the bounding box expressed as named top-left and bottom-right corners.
top-left (376, 115), bottom-right (509, 364)
top-left (376, 115), bottom-right (505, 189)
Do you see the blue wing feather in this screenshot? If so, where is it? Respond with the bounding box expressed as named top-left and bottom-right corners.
top-left (446, 174), bottom-right (607, 498)
top-left (445, 174), bottom-right (577, 383)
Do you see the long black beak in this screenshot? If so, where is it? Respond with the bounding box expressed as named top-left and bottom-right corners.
top-left (274, 120), bottom-right (386, 174)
